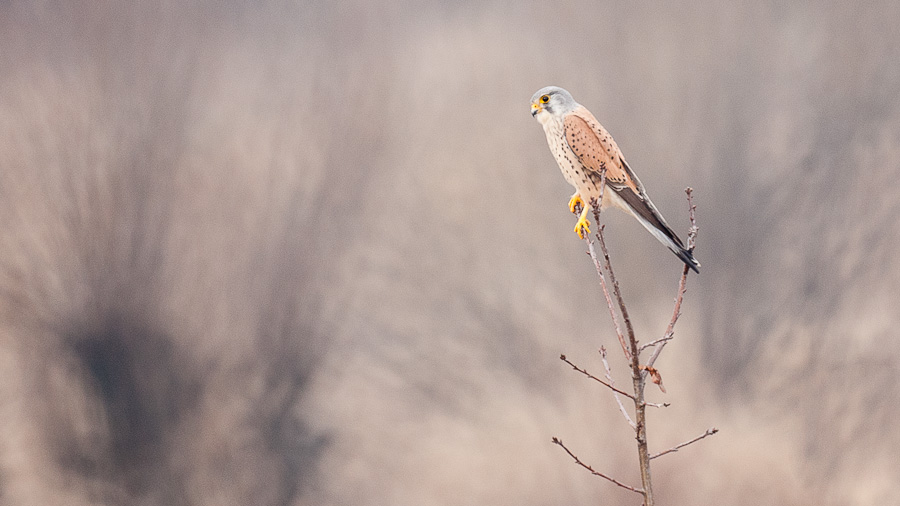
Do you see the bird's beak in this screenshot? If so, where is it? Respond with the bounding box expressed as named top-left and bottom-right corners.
top-left (531, 103), bottom-right (542, 117)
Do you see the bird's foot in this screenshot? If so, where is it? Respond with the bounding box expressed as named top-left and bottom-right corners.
top-left (568, 194), bottom-right (584, 214)
top-left (574, 214), bottom-right (591, 239)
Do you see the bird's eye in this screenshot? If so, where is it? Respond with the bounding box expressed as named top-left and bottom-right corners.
top-left (540, 95), bottom-right (550, 103)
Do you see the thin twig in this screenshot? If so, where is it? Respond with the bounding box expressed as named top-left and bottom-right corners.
top-left (593, 217), bottom-right (637, 360)
top-left (600, 346), bottom-right (636, 429)
top-left (644, 264), bottom-right (688, 375)
top-left (577, 165), bottom-right (632, 360)
top-left (584, 234), bottom-right (631, 359)
top-left (559, 354), bottom-right (635, 400)
top-left (685, 187), bottom-right (698, 251)
top-left (644, 188), bottom-right (698, 377)
top-left (639, 335), bottom-right (674, 352)
top-left (551, 437), bottom-right (644, 494)
top-left (649, 428), bottom-right (719, 460)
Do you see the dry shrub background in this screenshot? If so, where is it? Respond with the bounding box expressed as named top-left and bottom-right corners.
top-left (1, 1), bottom-right (899, 504)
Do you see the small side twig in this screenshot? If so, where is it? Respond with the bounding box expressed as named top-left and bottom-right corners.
top-left (560, 354), bottom-right (635, 400)
top-left (552, 437), bottom-right (643, 494)
top-left (600, 346), bottom-right (636, 429)
top-left (650, 428), bottom-right (719, 460)
top-left (639, 335), bottom-right (674, 352)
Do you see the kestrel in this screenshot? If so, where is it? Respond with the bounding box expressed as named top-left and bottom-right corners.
top-left (530, 86), bottom-right (700, 273)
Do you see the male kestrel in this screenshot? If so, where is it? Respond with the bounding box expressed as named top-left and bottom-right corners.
top-left (530, 86), bottom-right (700, 273)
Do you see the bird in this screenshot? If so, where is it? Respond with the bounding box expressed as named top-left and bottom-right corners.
top-left (530, 86), bottom-right (700, 273)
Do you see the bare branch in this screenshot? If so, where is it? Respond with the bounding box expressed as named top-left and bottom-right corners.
top-left (639, 335), bottom-right (674, 352)
top-left (685, 187), bottom-right (699, 251)
top-left (600, 346), bottom-right (636, 429)
top-left (576, 165), bottom-right (633, 360)
top-left (559, 354), bottom-right (635, 400)
top-left (589, 208), bottom-right (656, 504)
top-left (560, 183), bottom-right (701, 506)
top-left (551, 437), bottom-right (644, 494)
top-left (650, 428), bottom-right (719, 460)
top-left (583, 234), bottom-right (631, 359)
top-left (592, 214), bottom-right (637, 361)
top-left (644, 188), bottom-right (698, 377)
top-left (644, 265), bottom-right (688, 375)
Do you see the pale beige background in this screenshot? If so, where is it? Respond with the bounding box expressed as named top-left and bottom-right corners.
top-left (1, 1), bottom-right (898, 504)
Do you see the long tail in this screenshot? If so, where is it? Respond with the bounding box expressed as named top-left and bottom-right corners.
top-left (610, 187), bottom-right (701, 273)
top-left (634, 212), bottom-right (700, 273)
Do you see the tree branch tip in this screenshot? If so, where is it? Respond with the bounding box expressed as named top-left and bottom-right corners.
top-left (649, 427), bottom-right (720, 460)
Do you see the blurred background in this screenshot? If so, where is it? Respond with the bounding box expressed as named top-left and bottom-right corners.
top-left (1, 1), bottom-right (899, 504)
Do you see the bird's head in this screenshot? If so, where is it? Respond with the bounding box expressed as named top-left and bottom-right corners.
top-left (530, 86), bottom-right (577, 124)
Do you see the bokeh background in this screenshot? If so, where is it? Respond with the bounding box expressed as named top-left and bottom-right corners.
top-left (1, 1), bottom-right (899, 504)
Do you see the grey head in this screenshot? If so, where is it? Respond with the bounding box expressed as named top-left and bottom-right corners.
top-left (530, 86), bottom-right (578, 118)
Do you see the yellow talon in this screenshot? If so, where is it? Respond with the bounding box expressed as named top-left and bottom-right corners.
top-left (568, 193), bottom-right (584, 214)
top-left (574, 207), bottom-right (591, 239)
